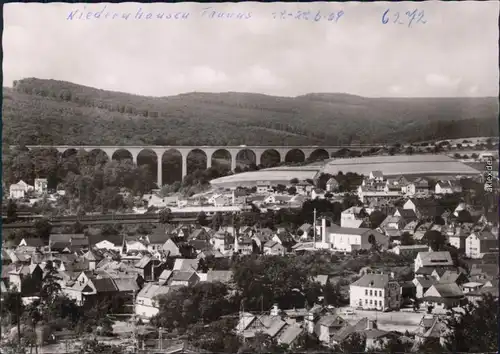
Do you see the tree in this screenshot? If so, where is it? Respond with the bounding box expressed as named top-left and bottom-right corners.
top-left (33, 218), bottom-right (52, 241)
top-left (40, 261), bottom-right (62, 304)
top-left (287, 186), bottom-right (297, 195)
top-left (197, 211), bottom-right (207, 226)
top-left (405, 146), bottom-right (414, 155)
top-left (456, 210), bottom-right (472, 223)
top-left (275, 184), bottom-right (287, 193)
top-left (6, 199), bottom-right (18, 222)
top-left (400, 232), bottom-right (415, 246)
top-left (331, 332), bottom-right (366, 353)
top-left (369, 210), bottom-right (386, 229)
top-left (159, 208), bottom-right (172, 224)
top-left (422, 230), bottom-right (446, 251)
top-left (289, 178), bottom-right (299, 184)
top-left (377, 336), bottom-right (413, 353)
top-left (211, 212), bottom-right (224, 230)
top-left (444, 294), bottom-right (498, 353)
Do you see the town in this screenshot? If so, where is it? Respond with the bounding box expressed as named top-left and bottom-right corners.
top-left (2, 2), bottom-right (498, 352)
top-left (1, 140), bottom-right (498, 354)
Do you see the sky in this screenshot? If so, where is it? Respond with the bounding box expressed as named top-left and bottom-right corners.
top-left (3, 1), bottom-right (499, 98)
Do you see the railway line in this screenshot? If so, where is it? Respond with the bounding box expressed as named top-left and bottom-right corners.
top-left (1, 212), bottom-right (211, 229)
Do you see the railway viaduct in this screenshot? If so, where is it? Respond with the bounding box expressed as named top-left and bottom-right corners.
top-left (24, 145), bottom-right (383, 186)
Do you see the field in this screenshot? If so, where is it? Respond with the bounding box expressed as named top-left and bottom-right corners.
top-left (210, 168), bottom-right (321, 188)
top-left (321, 154), bottom-right (480, 177)
top-left (210, 153), bottom-right (481, 188)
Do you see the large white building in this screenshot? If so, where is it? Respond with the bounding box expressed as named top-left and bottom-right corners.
top-left (349, 273), bottom-right (401, 311)
top-left (315, 218), bottom-right (389, 252)
top-left (465, 232), bottom-right (498, 259)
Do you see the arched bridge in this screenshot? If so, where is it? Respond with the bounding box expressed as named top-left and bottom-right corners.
top-left (24, 145), bottom-right (383, 186)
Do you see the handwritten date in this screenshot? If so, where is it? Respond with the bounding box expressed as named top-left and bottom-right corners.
top-left (272, 10), bottom-right (344, 23)
top-left (382, 9), bottom-right (427, 27)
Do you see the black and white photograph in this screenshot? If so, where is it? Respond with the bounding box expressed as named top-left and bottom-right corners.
top-left (1, 1), bottom-right (499, 353)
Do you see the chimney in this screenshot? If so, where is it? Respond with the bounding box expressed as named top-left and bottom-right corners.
top-left (321, 218), bottom-right (327, 244)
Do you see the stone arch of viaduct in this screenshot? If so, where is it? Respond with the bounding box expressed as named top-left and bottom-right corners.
top-left (24, 145), bottom-right (380, 186)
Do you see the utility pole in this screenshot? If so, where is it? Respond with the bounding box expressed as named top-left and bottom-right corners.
top-left (17, 292), bottom-right (21, 346)
top-left (313, 209), bottom-right (317, 249)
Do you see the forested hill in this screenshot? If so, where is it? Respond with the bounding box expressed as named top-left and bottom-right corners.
top-left (2, 78), bottom-right (498, 146)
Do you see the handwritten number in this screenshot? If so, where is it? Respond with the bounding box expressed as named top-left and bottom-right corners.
top-left (406, 9), bottom-right (417, 27)
top-left (417, 10), bottom-right (427, 24)
top-left (336, 10), bottom-right (344, 22)
top-left (382, 9), bottom-right (389, 24)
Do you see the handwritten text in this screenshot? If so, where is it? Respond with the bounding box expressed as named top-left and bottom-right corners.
top-left (382, 9), bottom-right (427, 27)
top-left (272, 10), bottom-right (344, 23)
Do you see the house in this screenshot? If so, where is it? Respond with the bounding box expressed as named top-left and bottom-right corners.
top-left (8, 264), bottom-right (43, 295)
top-left (234, 236), bottom-right (253, 255)
top-left (256, 183), bottom-right (273, 194)
top-left (144, 227), bottom-right (171, 252)
top-left (435, 180), bottom-right (463, 195)
top-left (465, 232), bottom-right (498, 259)
top-left (323, 225), bottom-right (389, 253)
top-left (379, 216), bottom-right (406, 231)
top-left (135, 284), bottom-right (178, 319)
top-left (263, 241), bottom-right (285, 256)
top-left (173, 258), bottom-right (199, 272)
top-left (438, 271), bottom-right (469, 286)
top-left (403, 199), bottom-right (444, 219)
top-left (295, 181), bottom-right (314, 195)
top-left (393, 208), bottom-right (418, 223)
top-left (369, 171), bottom-right (384, 181)
top-left (264, 194), bottom-right (292, 205)
top-left (315, 314), bottom-right (348, 346)
top-left (9, 180), bottom-right (34, 199)
top-left (162, 239), bottom-right (182, 257)
top-left (135, 256), bottom-right (165, 282)
top-left (465, 284), bottom-right (499, 305)
top-left (422, 283), bottom-right (464, 309)
top-left (311, 189), bottom-right (326, 200)
top-left (349, 273), bottom-right (401, 311)
top-left (448, 228), bottom-right (470, 251)
top-left (49, 234), bottom-right (88, 253)
top-left (92, 235), bottom-right (123, 253)
top-left (389, 245), bottom-right (429, 258)
top-left (340, 207), bottom-right (368, 228)
top-left (406, 178), bottom-right (430, 196)
top-left (331, 317), bottom-right (398, 350)
top-left (414, 315), bottom-right (448, 348)
top-left (413, 276), bottom-right (437, 299)
top-left (18, 238), bottom-right (46, 252)
top-left (123, 236), bottom-right (148, 254)
top-left (34, 178), bottom-right (48, 195)
top-left (169, 271), bottom-right (200, 287)
top-left (325, 177), bottom-right (339, 192)
top-left (414, 252), bottom-right (454, 273)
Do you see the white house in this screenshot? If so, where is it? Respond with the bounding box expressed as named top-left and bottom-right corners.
top-left (465, 232), bottom-right (498, 259)
top-left (340, 207), bottom-right (367, 228)
top-left (135, 283), bottom-right (175, 319)
top-left (325, 177), bottom-right (339, 192)
top-left (263, 241), bottom-right (285, 256)
top-left (389, 245), bottom-right (430, 257)
top-left (9, 180), bottom-right (34, 199)
top-left (319, 221), bottom-right (389, 253)
top-left (34, 178), bottom-right (48, 195)
top-left (311, 189), bottom-right (326, 200)
top-left (414, 251), bottom-right (454, 273)
top-left (435, 180), bottom-right (463, 195)
top-left (349, 273), bottom-right (401, 311)
top-left (369, 171), bottom-right (384, 182)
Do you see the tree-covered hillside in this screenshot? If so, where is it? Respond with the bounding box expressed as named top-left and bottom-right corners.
top-left (2, 77), bottom-right (498, 147)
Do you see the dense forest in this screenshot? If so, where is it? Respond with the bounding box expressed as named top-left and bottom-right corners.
top-left (2, 78), bottom-right (498, 148)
